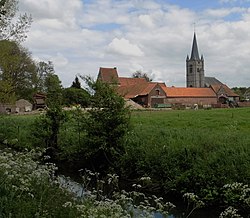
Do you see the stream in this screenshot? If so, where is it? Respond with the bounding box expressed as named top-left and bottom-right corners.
top-left (58, 175), bottom-right (221, 218)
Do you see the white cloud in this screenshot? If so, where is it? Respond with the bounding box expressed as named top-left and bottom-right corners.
top-left (52, 53), bottom-right (69, 67)
top-left (20, 0), bottom-right (83, 30)
top-left (139, 15), bottom-right (155, 28)
top-left (204, 7), bottom-right (245, 18)
top-left (18, 0), bottom-right (250, 87)
top-left (107, 38), bottom-right (144, 57)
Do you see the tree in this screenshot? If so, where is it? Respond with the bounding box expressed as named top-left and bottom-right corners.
top-left (0, 40), bottom-right (37, 101)
top-left (35, 61), bottom-right (55, 93)
top-left (0, 0), bottom-right (32, 42)
top-left (80, 76), bottom-right (131, 172)
top-left (132, 70), bottom-right (152, 82)
top-left (71, 76), bottom-right (81, 89)
top-left (0, 80), bottom-right (15, 103)
top-left (231, 87), bottom-right (250, 101)
top-left (45, 72), bottom-right (63, 108)
top-left (62, 87), bottom-right (90, 107)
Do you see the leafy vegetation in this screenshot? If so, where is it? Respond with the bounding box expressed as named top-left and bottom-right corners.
top-left (0, 148), bottom-right (175, 218)
top-left (0, 40), bottom-right (37, 101)
top-left (74, 77), bottom-right (131, 173)
top-left (62, 87), bottom-right (90, 107)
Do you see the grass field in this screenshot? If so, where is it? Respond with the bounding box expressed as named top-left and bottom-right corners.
top-left (0, 108), bottom-right (250, 209)
top-left (121, 108), bottom-right (250, 207)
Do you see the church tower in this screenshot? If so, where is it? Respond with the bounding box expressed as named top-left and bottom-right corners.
top-left (186, 33), bottom-right (205, 87)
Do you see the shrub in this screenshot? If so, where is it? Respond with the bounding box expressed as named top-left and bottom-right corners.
top-left (79, 77), bottom-right (131, 172)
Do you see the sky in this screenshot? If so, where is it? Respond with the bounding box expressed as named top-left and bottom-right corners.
top-left (19, 0), bottom-right (250, 88)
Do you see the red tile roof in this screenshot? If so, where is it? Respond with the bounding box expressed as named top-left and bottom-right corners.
top-left (162, 87), bottom-right (217, 97)
top-left (119, 77), bottom-right (147, 86)
top-left (117, 82), bottom-right (159, 99)
top-left (97, 67), bottom-right (119, 83)
top-left (210, 84), bottom-right (239, 97)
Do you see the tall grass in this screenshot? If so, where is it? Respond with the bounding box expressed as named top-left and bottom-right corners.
top-left (120, 108), bottom-right (250, 207)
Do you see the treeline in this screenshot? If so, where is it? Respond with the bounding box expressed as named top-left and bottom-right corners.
top-left (0, 39), bottom-right (90, 107)
top-left (231, 87), bottom-right (250, 101)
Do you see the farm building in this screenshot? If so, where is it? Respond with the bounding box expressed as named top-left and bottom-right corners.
top-left (97, 66), bottom-right (238, 108)
top-left (0, 103), bottom-right (16, 114)
top-left (16, 99), bottom-right (32, 113)
top-left (33, 93), bottom-right (46, 109)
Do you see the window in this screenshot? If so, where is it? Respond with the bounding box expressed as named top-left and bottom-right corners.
top-left (156, 89), bottom-right (160, 96)
top-left (189, 65), bottom-right (193, 73)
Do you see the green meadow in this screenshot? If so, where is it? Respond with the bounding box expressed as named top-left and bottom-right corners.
top-left (0, 108), bottom-right (250, 213)
top-left (122, 108), bottom-right (250, 203)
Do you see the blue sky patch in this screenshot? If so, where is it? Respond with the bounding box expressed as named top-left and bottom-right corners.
top-left (89, 23), bottom-right (122, 31)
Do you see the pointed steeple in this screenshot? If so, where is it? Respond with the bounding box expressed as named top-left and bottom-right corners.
top-left (190, 32), bottom-right (200, 60)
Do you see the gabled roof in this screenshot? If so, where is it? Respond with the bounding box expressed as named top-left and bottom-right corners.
top-left (210, 84), bottom-right (239, 97)
top-left (162, 87), bottom-right (217, 97)
top-left (190, 32), bottom-right (200, 60)
top-left (117, 82), bottom-right (161, 99)
top-left (205, 77), bottom-right (223, 86)
top-left (97, 67), bottom-right (119, 84)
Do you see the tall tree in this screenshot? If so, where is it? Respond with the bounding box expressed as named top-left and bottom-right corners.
top-left (0, 40), bottom-right (36, 101)
top-left (45, 72), bottom-right (63, 108)
top-left (132, 70), bottom-right (152, 82)
top-left (35, 61), bottom-right (55, 93)
top-left (71, 76), bottom-right (81, 89)
top-left (0, 0), bottom-right (32, 42)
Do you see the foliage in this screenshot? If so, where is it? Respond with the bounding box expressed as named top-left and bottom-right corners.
top-left (222, 183), bottom-right (250, 214)
top-left (0, 0), bottom-right (32, 42)
top-left (77, 169), bottom-right (175, 217)
top-left (71, 76), bottom-right (81, 89)
top-left (132, 70), bottom-right (152, 82)
top-left (0, 148), bottom-right (176, 217)
top-left (0, 115), bottom-right (36, 149)
top-left (32, 107), bottom-right (67, 158)
top-left (44, 72), bottom-right (63, 107)
top-left (0, 148), bottom-right (81, 217)
top-left (183, 193), bottom-right (205, 218)
top-left (62, 87), bottom-right (90, 107)
top-left (232, 87), bottom-right (250, 101)
top-left (0, 79), bottom-right (15, 103)
top-left (80, 76), bottom-right (131, 172)
top-left (34, 61), bottom-right (55, 93)
top-left (219, 206), bottom-right (242, 218)
top-left (0, 40), bottom-right (37, 101)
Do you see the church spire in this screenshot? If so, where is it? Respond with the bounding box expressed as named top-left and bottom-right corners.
top-left (190, 32), bottom-right (200, 60)
top-left (186, 32), bottom-right (205, 88)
